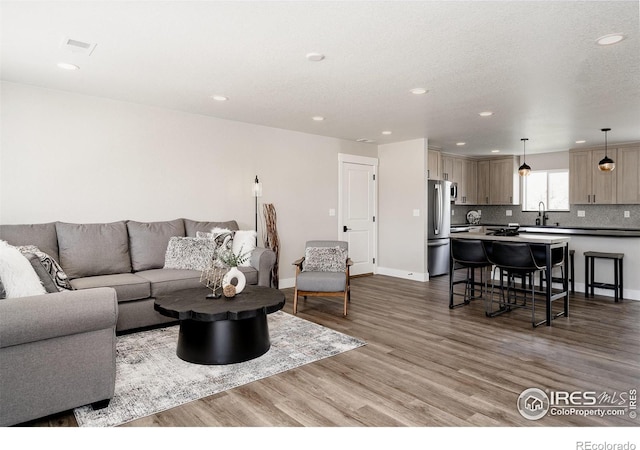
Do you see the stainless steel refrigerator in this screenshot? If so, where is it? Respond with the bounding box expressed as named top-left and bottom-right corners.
top-left (427, 179), bottom-right (452, 277)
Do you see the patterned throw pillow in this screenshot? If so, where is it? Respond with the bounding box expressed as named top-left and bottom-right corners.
top-left (16, 245), bottom-right (74, 291)
top-left (303, 246), bottom-right (347, 272)
top-left (164, 237), bottom-right (218, 271)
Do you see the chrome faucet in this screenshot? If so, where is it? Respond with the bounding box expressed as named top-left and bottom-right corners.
top-left (538, 201), bottom-right (549, 226)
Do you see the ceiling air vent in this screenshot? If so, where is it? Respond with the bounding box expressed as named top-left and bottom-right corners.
top-left (60, 37), bottom-right (97, 56)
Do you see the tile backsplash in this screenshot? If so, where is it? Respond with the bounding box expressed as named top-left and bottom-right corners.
top-left (452, 204), bottom-right (640, 229)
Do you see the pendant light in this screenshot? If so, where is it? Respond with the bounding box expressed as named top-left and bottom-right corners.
top-left (518, 138), bottom-right (531, 176)
top-left (598, 128), bottom-right (615, 172)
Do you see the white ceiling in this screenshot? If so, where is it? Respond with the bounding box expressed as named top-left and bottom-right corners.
top-left (1, 1), bottom-right (638, 156)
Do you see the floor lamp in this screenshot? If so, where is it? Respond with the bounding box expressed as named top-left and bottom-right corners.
top-left (253, 175), bottom-right (262, 245)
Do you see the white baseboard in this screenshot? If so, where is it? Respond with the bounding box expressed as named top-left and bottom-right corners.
top-left (375, 267), bottom-right (428, 282)
top-left (573, 282), bottom-right (640, 301)
top-left (278, 277), bottom-right (295, 289)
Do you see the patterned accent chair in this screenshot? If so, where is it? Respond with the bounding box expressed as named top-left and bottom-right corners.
top-left (292, 240), bottom-right (352, 316)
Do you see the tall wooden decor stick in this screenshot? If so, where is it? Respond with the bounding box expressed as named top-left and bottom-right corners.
top-left (263, 203), bottom-right (280, 288)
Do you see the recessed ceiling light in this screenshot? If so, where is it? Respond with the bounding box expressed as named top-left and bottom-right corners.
top-left (312, 116), bottom-right (325, 121)
top-left (596, 33), bottom-right (625, 46)
top-left (211, 95), bottom-right (228, 101)
top-left (57, 62), bottom-right (79, 71)
top-left (491, 149), bottom-right (500, 153)
top-left (382, 131), bottom-right (392, 135)
top-left (410, 88), bottom-right (428, 95)
top-left (479, 111), bottom-right (494, 117)
top-left (456, 142), bottom-right (466, 146)
top-left (306, 53), bottom-right (325, 62)
top-left (575, 140), bottom-right (586, 144)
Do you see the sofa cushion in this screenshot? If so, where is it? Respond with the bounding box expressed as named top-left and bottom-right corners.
top-left (0, 222), bottom-right (60, 262)
top-left (135, 269), bottom-right (203, 297)
top-left (237, 266), bottom-right (258, 286)
top-left (164, 237), bottom-right (217, 271)
top-left (296, 271), bottom-right (347, 292)
top-left (56, 221), bottom-right (132, 279)
top-left (127, 219), bottom-right (185, 272)
top-left (183, 219), bottom-right (239, 237)
top-left (70, 273), bottom-right (150, 302)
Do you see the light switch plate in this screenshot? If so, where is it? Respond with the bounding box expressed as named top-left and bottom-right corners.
top-left (413, 209), bottom-right (420, 217)
top-left (329, 209), bottom-right (336, 216)
top-left (624, 211), bottom-right (630, 218)
top-left (506, 210), bottom-right (512, 216)
top-left (577, 210), bottom-right (585, 217)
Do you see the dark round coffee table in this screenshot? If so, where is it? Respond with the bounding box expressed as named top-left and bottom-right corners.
top-left (154, 285), bottom-right (285, 365)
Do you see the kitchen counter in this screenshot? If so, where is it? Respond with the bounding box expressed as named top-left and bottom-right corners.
top-left (479, 224), bottom-right (640, 238)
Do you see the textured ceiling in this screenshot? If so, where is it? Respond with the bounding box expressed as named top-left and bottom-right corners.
top-left (1, 1), bottom-right (638, 156)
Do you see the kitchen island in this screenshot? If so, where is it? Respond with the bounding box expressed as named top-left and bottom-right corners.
top-left (467, 225), bottom-right (640, 300)
top-left (451, 232), bottom-right (570, 326)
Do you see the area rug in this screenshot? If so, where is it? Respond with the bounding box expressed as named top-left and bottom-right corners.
top-left (73, 311), bottom-right (365, 427)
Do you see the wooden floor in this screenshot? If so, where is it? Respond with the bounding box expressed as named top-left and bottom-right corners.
top-left (26, 273), bottom-right (640, 428)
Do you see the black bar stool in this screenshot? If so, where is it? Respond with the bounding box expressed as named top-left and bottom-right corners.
top-left (584, 251), bottom-right (624, 302)
top-left (485, 242), bottom-right (546, 327)
top-left (449, 239), bottom-right (492, 309)
top-left (533, 246), bottom-right (571, 293)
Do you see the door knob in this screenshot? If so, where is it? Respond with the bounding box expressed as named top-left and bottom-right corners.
top-left (343, 226), bottom-right (352, 232)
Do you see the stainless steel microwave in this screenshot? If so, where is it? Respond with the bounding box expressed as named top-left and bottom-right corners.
top-left (450, 182), bottom-right (458, 201)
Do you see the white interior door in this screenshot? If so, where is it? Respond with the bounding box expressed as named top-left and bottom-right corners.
top-left (339, 156), bottom-right (377, 276)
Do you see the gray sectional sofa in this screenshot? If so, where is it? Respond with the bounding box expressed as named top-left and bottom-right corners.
top-left (0, 218), bottom-right (276, 426)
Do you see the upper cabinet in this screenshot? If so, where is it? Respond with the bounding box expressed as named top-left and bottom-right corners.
top-left (569, 148), bottom-right (617, 204)
top-left (616, 145), bottom-right (640, 204)
top-left (476, 160), bottom-right (491, 205)
top-left (441, 154), bottom-right (455, 182)
top-left (441, 153), bottom-right (477, 205)
top-left (487, 156), bottom-right (520, 205)
top-left (427, 149), bottom-right (441, 180)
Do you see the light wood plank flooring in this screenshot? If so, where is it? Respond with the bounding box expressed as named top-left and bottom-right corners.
top-left (24, 273), bottom-right (640, 427)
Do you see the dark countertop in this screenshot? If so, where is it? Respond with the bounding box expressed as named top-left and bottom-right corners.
top-left (475, 224), bottom-right (640, 238)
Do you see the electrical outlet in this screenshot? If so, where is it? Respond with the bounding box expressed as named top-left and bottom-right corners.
top-left (329, 209), bottom-right (336, 216)
top-left (506, 210), bottom-right (513, 217)
top-left (577, 210), bottom-right (585, 217)
top-left (624, 211), bottom-right (630, 218)
top-left (451, 209), bottom-right (455, 216)
top-left (413, 209), bottom-right (420, 217)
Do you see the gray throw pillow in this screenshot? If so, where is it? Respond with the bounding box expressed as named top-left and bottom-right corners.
top-left (17, 245), bottom-right (73, 291)
top-left (24, 252), bottom-right (59, 293)
top-left (303, 246), bottom-right (347, 272)
top-left (56, 221), bottom-right (132, 279)
top-left (164, 237), bottom-right (218, 271)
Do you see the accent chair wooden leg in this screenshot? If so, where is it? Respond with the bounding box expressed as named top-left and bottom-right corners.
top-left (293, 288), bottom-right (299, 314)
top-left (343, 290), bottom-right (348, 316)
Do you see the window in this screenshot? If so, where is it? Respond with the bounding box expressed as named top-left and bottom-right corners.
top-left (522, 169), bottom-right (569, 211)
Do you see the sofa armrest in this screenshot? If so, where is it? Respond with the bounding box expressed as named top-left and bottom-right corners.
top-left (249, 247), bottom-right (276, 287)
top-left (0, 287), bottom-right (118, 348)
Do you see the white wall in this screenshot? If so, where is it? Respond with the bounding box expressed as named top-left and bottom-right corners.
top-left (377, 138), bottom-right (428, 281)
top-left (0, 82), bottom-right (376, 285)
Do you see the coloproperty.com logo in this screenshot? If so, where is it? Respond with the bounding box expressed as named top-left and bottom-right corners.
top-left (517, 387), bottom-right (637, 421)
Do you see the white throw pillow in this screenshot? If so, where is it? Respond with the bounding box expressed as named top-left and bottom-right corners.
top-left (0, 240), bottom-right (47, 298)
top-left (232, 230), bottom-right (257, 267)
